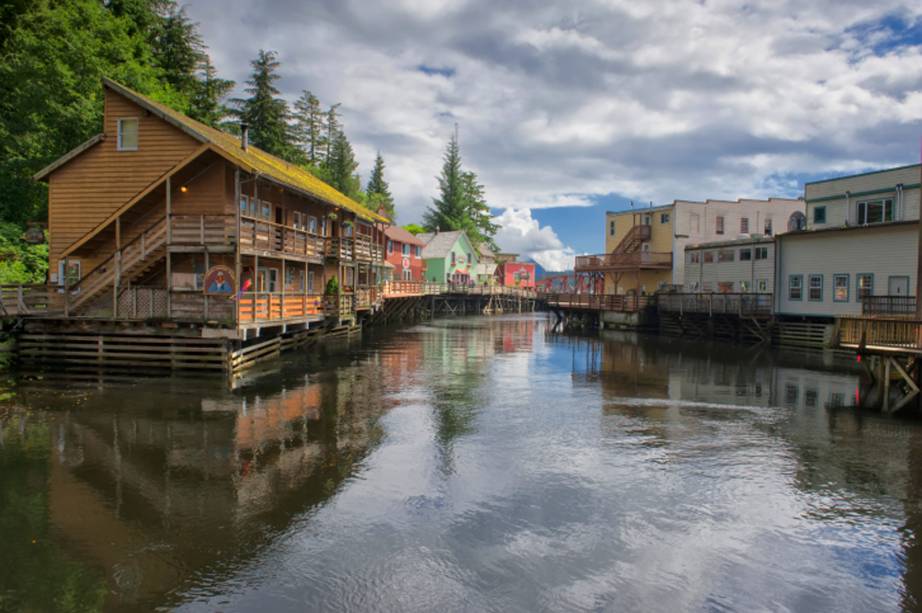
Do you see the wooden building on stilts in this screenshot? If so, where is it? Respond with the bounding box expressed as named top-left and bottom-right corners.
top-left (14, 78), bottom-right (389, 375)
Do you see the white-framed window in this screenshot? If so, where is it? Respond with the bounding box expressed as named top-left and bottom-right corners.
top-left (740, 280), bottom-right (750, 292)
top-left (402, 269), bottom-right (412, 281)
top-left (58, 259), bottom-right (82, 288)
top-left (307, 216), bottom-right (318, 234)
top-left (239, 195), bottom-right (249, 215)
top-left (857, 273), bottom-right (873, 299)
top-left (757, 279), bottom-right (768, 292)
top-left (117, 118), bottom-right (139, 151)
top-left (703, 251), bottom-right (714, 263)
top-left (307, 270), bottom-right (316, 293)
top-left (739, 249), bottom-right (752, 261)
top-left (387, 240), bottom-right (394, 254)
top-left (292, 211), bottom-right (303, 230)
top-left (833, 273), bottom-right (849, 302)
top-left (717, 249), bottom-right (734, 263)
top-left (402, 243), bottom-right (410, 256)
top-left (754, 247), bottom-right (769, 260)
top-left (857, 199), bottom-right (894, 225)
top-left (415, 246), bottom-right (421, 257)
top-left (808, 274), bottom-right (823, 302)
top-left (260, 201), bottom-right (271, 220)
top-left (715, 216), bottom-right (725, 235)
top-left (689, 251), bottom-right (700, 264)
top-left (789, 274), bottom-right (803, 301)
top-left (740, 217), bottom-right (749, 233)
top-left (764, 217), bottom-right (773, 235)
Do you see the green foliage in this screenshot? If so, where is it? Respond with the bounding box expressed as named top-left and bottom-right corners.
top-left (325, 276), bottom-right (340, 295)
top-left (326, 131), bottom-right (362, 200)
top-left (153, 4), bottom-right (204, 98)
top-left (402, 223), bottom-right (426, 235)
top-left (189, 57), bottom-right (235, 127)
top-left (423, 129), bottom-right (498, 249)
top-left (293, 90), bottom-right (327, 164)
top-left (0, 223), bottom-right (47, 284)
top-left (365, 152), bottom-right (395, 219)
top-left (232, 49), bottom-right (302, 162)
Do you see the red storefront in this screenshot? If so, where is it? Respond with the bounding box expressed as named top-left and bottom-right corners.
top-left (496, 261), bottom-right (536, 288)
top-left (384, 226), bottom-right (427, 282)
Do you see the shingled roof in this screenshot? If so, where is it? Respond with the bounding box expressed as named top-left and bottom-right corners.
top-left (420, 230), bottom-right (470, 259)
top-left (384, 225), bottom-right (426, 246)
top-left (36, 78), bottom-right (386, 224)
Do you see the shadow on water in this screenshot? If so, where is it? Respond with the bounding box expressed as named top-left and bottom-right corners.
top-left (5, 316), bottom-right (922, 611)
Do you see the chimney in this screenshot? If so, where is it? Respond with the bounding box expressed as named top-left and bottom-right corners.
top-left (240, 123), bottom-right (249, 151)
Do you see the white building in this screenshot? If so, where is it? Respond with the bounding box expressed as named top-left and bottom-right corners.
top-left (684, 236), bottom-right (775, 293)
top-left (775, 164), bottom-right (921, 318)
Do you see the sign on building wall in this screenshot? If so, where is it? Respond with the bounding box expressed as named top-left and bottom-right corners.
top-left (203, 266), bottom-right (235, 295)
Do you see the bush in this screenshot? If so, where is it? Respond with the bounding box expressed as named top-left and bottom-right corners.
top-left (0, 222), bottom-right (47, 284)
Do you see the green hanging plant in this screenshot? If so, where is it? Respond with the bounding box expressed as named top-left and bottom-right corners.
top-left (325, 276), bottom-right (339, 295)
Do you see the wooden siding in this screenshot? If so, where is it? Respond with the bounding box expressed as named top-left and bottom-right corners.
top-left (776, 223), bottom-right (918, 317)
top-left (47, 88), bottom-right (200, 270)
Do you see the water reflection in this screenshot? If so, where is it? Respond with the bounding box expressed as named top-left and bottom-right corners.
top-left (4, 317), bottom-right (922, 611)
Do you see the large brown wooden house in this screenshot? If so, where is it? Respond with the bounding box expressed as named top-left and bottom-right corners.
top-left (34, 78), bottom-right (388, 339)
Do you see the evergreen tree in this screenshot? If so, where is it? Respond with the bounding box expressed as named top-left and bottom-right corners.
top-left (365, 152), bottom-right (395, 219)
top-left (324, 103), bottom-right (341, 165)
top-left (232, 49), bottom-right (300, 161)
top-left (326, 131), bottom-right (361, 199)
top-left (460, 170), bottom-right (498, 249)
top-left (423, 130), bottom-right (467, 232)
top-left (189, 57), bottom-right (234, 127)
top-left (293, 90), bottom-right (327, 164)
top-left (153, 4), bottom-right (204, 98)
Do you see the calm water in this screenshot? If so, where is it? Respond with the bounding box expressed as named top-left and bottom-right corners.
top-left (2, 315), bottom-right (922, 612)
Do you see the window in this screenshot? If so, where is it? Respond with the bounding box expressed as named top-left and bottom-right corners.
top-left (833, 274), bottom-right (849, 302)
top-left (689, 252), bottom-right (700, 264)
top-left (739, 248), bottom-right (752, 261)
top-left (690, 212), bottom-right (701, 234)
top-left (808, 274), bottom-right (823, 302)
top-left (754, 247), bottom-right (769, 260)
top-left (703, 251), bottom-right (714, 263)
top-left (740, 280), bottom-right (750, 292)
top-left (292, 211), bottom-right (303, 230)
top-left (402, 243), bottom-right (410, 256)
top-left (715, 216), bottom-right (725, 235)
top-left (308, 216), bottom-right (318, 234)
top-left (239, 195), bottom-right (249, 215)
top-left (660, 213), bottom-right (670, 224)
top-left (857, 273), bottom-right (874, 299)
top-left (260, 201), bottom-right (271, 220)
top-left (307, 270), bottom-right (315, 293)
top-left (757, 279), bottom-right (768, 292)
top-left (609, 220), bottom-right (616, 236)
top-left (451, 252), bottom-right (456, 266)
top-left (415, 246), bottom-right (421, 257)
top-left (789, 274), bottom-right (803, 301)
top-left (402, 269), bottom-right (412, 281)
top-left (643, 214), bottom-right (652, 225)
top-left (117, 118), bottom-right (139, 151)
top-left (387, 240), bottom-right (394, 254)
top-left (858, 199), bottom-right (894, 225)
top-left (193, 258), bottom-right (204, 290)
top-left (58, 260), bottom-right (82, 288)
top-left (320, 217), bottom-right (328, 237)
top-left (805, 388), bottom-right (818, 408)
top-left (813, 206), bottom-right (826, 225)
top-left (718, 281), bottom-right (734, 293)
top-left (248, 198), bottom-right (258, 217)
top-left (740, 217), bottom-right (749, 233)
top-left (764, 218), bottom-right (773, 236)
top-left (784, 383), bottom-right (799, 407)
top-left (717, 249), bottom-right (735, 263)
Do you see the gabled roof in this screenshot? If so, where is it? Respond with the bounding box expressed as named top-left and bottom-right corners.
top-left (36, 78), bottom-right (386, 223)
top-left (33, 134), bottom-right (105, 180)
top-left (384, 225), bottom-right (426, 246)
top-left (420, 230), bottom-right (473, 260)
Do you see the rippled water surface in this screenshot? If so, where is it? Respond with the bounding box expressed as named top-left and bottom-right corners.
top-left (3, 315), bottom-right (922, 612)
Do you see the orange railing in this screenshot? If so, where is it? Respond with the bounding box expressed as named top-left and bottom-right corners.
top-left (237, 293), bottom-right (323, 322)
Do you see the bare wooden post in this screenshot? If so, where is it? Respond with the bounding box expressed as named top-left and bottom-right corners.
top-left (113, 250), bottom-right (122, 319)
top-left (204, 250), bottom-right (210, 322)
top-left (281, 258), bottom-right (286, 321)
top-left (234, 168), bottom-right (242, 329)
top-left (166, 176), bottom-right (173, 318)
top-left (63, 256), bottom-right (70, 318)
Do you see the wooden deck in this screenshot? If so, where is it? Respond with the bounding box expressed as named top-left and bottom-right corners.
top-left (543, 293), bottom-right (650, 312)
top-left (839, 316), bottom-right (922, 354)
top-left (657, 293), bottom-right (773, 318)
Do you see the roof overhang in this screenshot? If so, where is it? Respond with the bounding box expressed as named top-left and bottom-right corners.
top-left (33, 134), bottom-right (105, 181)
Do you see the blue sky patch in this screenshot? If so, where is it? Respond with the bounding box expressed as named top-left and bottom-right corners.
top-left (417, 64), bottom-right (456, 78)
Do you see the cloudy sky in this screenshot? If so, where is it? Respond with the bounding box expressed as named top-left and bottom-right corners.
top-left (185, 0), bottom-right (922, 271)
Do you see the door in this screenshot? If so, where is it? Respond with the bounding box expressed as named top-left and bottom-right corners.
top-left (888, 275), bottom-right (910, 296)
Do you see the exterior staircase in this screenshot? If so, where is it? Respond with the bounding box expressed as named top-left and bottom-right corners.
top-left (67, 215), bottom-right (168, 313)
top-left (613, 223), bottom-right (651, 254)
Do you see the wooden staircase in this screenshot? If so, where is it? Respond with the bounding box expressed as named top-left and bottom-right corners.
top-left (67, 216), bottom-right (168, 313)
top-left (613, 223), bottom-right (651, 254)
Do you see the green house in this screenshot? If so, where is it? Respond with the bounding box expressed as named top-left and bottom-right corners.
top-left (418, 230), bottom-right (480, 285)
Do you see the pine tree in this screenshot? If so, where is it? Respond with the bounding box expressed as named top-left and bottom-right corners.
top-left (153, 4), bottom-right (204, 98)
top-left (324, 103), bottom-right (341, 165)
top-left (232, 49), bottom-right (300, 161)
top-left (365, 152), bottom-right (395, 219)
top-left (293, 90), bottom-right (326, 164)
top-left (460, 170), bottom-right (498, 249)
top-left (423, 130), bottom-right (467, 232)
top-left (189, 57), bottom-right (234, 127)
top-left (326, 131), bottom-right (361, 199)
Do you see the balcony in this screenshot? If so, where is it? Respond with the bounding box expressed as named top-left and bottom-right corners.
top-left (543, 293), bottom-right (650, 312)
top-left (657, 293), bottom-right (773, 317)
top-left (575, 251), bottom-right (672, 273)
top-left (237, 292), bottom-right (323, 323)
top-left (862, 295), bottom-right (917, 318)
top-left (239, 215), bottom-right (325, 260)
top-left (326, 235), bottom-right (384, 262)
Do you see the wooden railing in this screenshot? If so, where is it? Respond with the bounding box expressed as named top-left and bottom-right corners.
top-left (237, 292), bottom-right (323, 322)
top-left (326, 237), bottom-right (354, 260)
top-left (323, 293), bottom-right (354, 319)
top-left (839, 317), bottom-right (922, 353)
top-left (240, 215), bottom-right (325, 259)
top-left (657, 293), bottom-right (773, 317)
top-left (574, 251), bottom-right (672, 272)
top-left (171, 214), bottom-right (235, 245)
top-left (544, 293), bottom-right (650, 312)
top-left (382, 281), bottom-right (442, 297)
top-left (67, 215), bottom-right (168, 312)
top-left (862, 295), bottom-right (917, 318)
top-left (0, 284), bottom-right (64, 316)
top-left (613, 223), bottom-right (651, 254)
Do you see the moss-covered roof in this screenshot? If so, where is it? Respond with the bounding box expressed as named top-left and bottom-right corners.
top-left (100, 78), bottom-right (386, 223)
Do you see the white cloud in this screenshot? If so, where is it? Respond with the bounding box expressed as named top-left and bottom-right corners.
top-left (185, 0), bottom-right (922, 226)
top-left (493, 209), bottom-right (575, 271)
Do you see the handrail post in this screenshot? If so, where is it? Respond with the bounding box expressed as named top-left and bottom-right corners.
top-left (63, 256), bottom-right (70, 318)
